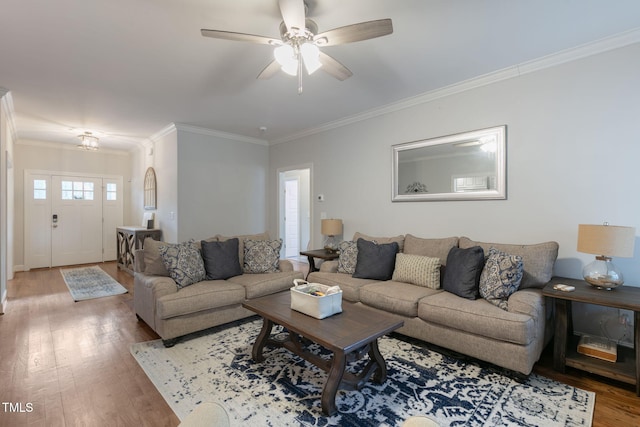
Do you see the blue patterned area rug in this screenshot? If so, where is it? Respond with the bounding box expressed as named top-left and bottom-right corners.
top-left (130, 319), bottom-right (594, 426)
top-left (60, 265), bottom-right (128, 301)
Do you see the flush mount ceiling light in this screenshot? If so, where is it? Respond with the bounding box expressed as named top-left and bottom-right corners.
top-left (77, 131), bottom-right (99, 151)
top-left (201, 0), bottom-right (393, 94)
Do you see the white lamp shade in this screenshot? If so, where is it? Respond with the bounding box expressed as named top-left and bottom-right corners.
top-left (577, 224), bottom-right (635, 258)
top-left (321, 219), bottom-right (342, 236)
top-left (300, 42), bottom-right (321, 75)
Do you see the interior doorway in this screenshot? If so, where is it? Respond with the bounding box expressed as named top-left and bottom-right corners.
top-left (278, 166), bottom-right (311, 261)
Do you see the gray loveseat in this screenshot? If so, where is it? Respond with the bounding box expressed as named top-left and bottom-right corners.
top-left (308, 232), bottom-right (559, 376)
top-left (134, 232), bottom-right (304, 346)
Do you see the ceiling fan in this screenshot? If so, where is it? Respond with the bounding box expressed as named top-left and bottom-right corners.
top-left (201, 0), bottom-right (393, 94)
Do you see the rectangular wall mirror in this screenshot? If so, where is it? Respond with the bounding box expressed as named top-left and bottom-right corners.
top-left (392, 125), bottom-right (506, 202)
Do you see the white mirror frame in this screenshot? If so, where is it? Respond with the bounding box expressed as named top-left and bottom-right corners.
top-left (392, 125), bottom-right (507, 202)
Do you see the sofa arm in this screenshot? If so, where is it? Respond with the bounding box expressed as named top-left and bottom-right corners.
top-left (319, 260), bottom-right (339, 273)
top-left (133, 273), bottom-right (178, 330)
top-left (134, 249), bottom-right (145, 273)
top-left (508, 288), bottom-right (545, 318)
top-left (278, 259), bottom-right (294, 272)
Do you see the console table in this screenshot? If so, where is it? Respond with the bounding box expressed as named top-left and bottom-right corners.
top-left (116, 226), bottom-right (162, 274)
top-left (543, 277), bottom-right (640, 395)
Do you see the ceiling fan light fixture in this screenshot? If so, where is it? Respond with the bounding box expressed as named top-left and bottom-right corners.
top-left (301, 42), bottom-right (321, 74)
top-left (274, 44), bottom-right (298, 76)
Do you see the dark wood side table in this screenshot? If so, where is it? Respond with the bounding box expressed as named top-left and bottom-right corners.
top-left (116, 226), bottom-right (162, 275)
top-left (300, 249), bottom-right (340, 279)
top-left (543, 277), bottom-right (640, 395)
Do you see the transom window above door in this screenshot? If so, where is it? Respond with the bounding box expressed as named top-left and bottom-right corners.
top-left (61, 180), bottom-right (94, 200)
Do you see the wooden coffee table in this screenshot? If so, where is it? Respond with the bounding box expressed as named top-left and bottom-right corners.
top-left (242, 292), bottom-right (404, 415)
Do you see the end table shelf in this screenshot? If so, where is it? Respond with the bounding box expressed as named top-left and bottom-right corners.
top-left (117, 226), bottom-right (162, 275)
top-left (543, 277), bottom-right (640, 395)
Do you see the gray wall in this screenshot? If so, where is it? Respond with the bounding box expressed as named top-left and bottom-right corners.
top-left (132, 126), bottom-right (269, 244)
top-left (269, 44), bottom-right (640, 345)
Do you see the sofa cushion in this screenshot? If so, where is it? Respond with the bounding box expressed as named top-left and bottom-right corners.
top-left (403, 234), bottom-right (459, 265)
top-left (418, 291), bottom-right (535, 346)
top-left (307, 271), bottom-right (378, 302)
top-left (360, 281), bottom-right (441, 317)
top-left (227, 271), bottom-right (303, 299)
top-left (392, 253), bottom-right (441, 289)
top-left (353, 239), bottom-right (399, 281)
top-left (337, 240), bottom-right (358, 274)
top-left (156, 280), bottom-right (246, 319)
top-left (158, 240), bottom-right (206, 288)
top-left (459, 237), bottom-right (559, 289)
top-left (243, 239), bottom-right (282, 273)
top-left (479, 248), bottom-right (524, 310)
top-left (201, 238), bottom-right (242, 280)
top-left (442, 246), bottom-right (485, 300)
top-left (143, 238), bottom-right (170, 276)
top-left (353, 232), bottom-right (405, 252)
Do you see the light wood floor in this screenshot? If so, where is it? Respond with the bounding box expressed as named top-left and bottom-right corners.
top-left (1, 261), bottom-right (638, 426)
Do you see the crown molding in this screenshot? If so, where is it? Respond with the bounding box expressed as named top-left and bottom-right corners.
top-left (174, 123), bottom-right (268, 146)
top-left (270, 27), bottom-right (640, 145)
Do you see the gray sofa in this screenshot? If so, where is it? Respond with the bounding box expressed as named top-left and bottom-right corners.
top-left (134, 232), bottom-right (304, 346)
top-left (308, 232), bottom-right (559, 376)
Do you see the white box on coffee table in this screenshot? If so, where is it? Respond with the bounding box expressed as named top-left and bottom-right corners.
top-left (291, 280), bottom-right (342, 319)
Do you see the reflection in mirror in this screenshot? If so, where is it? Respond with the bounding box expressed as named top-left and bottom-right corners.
top-left (392, 126), bottom-right (506, 201)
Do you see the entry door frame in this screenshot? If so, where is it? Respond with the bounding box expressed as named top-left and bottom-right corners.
top-left (24, 169), bottom-right (124, 270)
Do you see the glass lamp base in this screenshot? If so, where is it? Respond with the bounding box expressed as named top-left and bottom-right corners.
top-left (582, 257), bottom-right (624, 290)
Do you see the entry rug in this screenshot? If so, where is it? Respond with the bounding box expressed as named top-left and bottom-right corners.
top-left (130, 319), bottom-right (594, 426)
top-left (60, 265), bottom-right (128, 301)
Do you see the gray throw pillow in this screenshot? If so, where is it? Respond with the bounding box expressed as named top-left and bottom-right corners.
top-left (158, 240), bottom-right (206, 288)
top-left (352, 238), bottom-right (399, 281)
top-left (442, 246), bottom-right (485, 299)
top-left (479, 247), bottom-right (524, 310)
top-left (201, 238), bottom-right (242, 280)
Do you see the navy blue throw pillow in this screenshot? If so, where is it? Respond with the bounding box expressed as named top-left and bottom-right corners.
top-left (442, 246), bottom-right (485, 299)
top-left (352, 238), bottom-right (399, 281)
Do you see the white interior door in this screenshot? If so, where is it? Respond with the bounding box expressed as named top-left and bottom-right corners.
top-left (284, 177), bottom-right (300, 258)
top-left (51, 175), bottom-right (103, 266)
top-left (24, 174), bottom-right (52, 269)
top-left (102, 178), bottom-right (124, 261)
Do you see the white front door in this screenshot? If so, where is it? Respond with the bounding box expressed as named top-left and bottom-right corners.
top-left (51, 175), bottom-right (104, 266)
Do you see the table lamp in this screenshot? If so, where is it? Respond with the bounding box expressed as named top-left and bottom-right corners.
top-left (577, 223), bottom-right (636, 290)
top-left (321, 219), bottom-right (343, 253)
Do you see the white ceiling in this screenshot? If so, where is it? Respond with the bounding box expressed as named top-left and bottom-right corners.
top-left (1, 0), bottom-right (639, 151)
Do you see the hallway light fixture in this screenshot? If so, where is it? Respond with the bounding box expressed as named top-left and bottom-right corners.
top-left (77, 131), bottom-right (99, 151)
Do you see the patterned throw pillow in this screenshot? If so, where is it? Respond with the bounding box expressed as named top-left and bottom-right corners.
top-left (243, 239), bottom-right (282, 273)
top-left (158, 240), bottom-right (206, 288)
top-left (479, 247), bottom-right (524, 310)
top-left (392, 253), bottom-right (441, 289)
top-left (337, 240), bottom-right (358, 274)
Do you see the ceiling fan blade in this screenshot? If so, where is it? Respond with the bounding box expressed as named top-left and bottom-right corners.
top-left (279, 0), bottom-right (305, 33)
top-left (201, 29), bottom-right (279, 45)
top-left (318, 51), bottom-right (352, 81)
top-left (257, 60), bottom-right (281, 80)
top-left (314, 19), bottom-right (393, 46)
